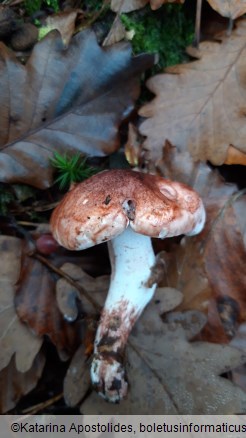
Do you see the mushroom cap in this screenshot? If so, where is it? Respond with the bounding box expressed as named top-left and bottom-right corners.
top-left (50, 169), bottom-right (205, 250)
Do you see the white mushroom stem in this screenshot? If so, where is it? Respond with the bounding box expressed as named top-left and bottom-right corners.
top-left (91, 226), bottom-right (157, 402)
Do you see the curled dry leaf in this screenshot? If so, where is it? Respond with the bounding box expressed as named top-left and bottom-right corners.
top-left (81, 309), bottom-right (246, 414)
top-left (0, 236), bottom-right (42, 373)
top-left (207, 0), bottom-right (246, 19)
top-left (0, 30), bottom-right (153, 188)
top-left (103, 16), bottom-right (127, 46)
top-left (156, 144), bottom-right (246, 343)
top-left (42, 10), bottom-right (80, 46)
top-left (204, 196), bottom-right (246, 338)
top-left (0, 352), bottom-right (45, 414)
top-left (15, 253), bottom-right (81, 361)
top-left (139, 20), bottom-right (246, 165)
top-left (56, 262), bottom-right (108, 321)
top-left (124, 122), bottom-right (142, 167)
top-left (224, 145), bottom-right (246, 165)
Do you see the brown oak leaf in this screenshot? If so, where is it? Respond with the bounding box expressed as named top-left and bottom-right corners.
top-left (139, 20), bottom-right (246, 165)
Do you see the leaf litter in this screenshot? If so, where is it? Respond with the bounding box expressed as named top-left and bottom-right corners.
top-left (0, 352), bottom-right (45, 414)
top-left (207, 0), bottom-right (246, 20)
top-left (0, 236), bottom-right (42, 373)
top-left (81, 292), bottom-right (246, 414)
top-left (0, 1), bottom-right (245, 414)
top-left (0, 29), bottom-right (153, 188)
top-left (139, 20), bottom-right (246, 165)
top-left (53, 264), bottom-right (246, 414)
top-left (15, 246), bottom-right (81, 361)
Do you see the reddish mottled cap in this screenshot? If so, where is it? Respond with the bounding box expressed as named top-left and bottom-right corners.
top-left (50, 169), bottom-right (205, 250)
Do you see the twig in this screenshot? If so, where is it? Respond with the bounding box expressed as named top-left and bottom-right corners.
top-left (2, 0), bottom-right (25, 5)
top-left (17, 221), bottom-right (49, 228)
top-left (227, 16), bottom-right (233, 37)
top-left (21, 393), bottom-right (63, 415)
top-left (33, 253), bottom-right (101, 312)
top-left (193, 0), bottom-right (203, 49)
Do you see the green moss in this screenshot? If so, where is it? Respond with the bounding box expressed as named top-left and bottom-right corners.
top-left (24, 0), bottom-right (59, 16)
top-left (121, 4), bottom-right (194, 72)
top-left (50, 152), bottom-right (97, 189)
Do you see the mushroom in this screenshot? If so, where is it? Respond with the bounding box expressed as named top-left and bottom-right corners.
top-left (50, 169), bottom-right (205, 402)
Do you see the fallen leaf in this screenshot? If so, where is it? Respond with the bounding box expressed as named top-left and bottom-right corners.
top-left (110, 0), bottom-right (184, 12)
top-left (81, 309), bottom-right (246, 414)
top-left (64, 344), bottom-right (91, 407)
top-left (0, 236), bottom-right (42, 373)
top-left (41, 10), bottom-right (80, 46)
top-left (103, 16), bottom-right (127, 46)
top-left (139, 20), bottom-right (246, 165)
top-left (207, 0), bottom-right (246, 19)
top-left (0, 352), bottom-right (45, 414)
top-left (224, 145), bottom-right (246, 165)
top-left (204, 198), bottom-right (246, 335)
top-left (153, 286), bottom-right (183, 314)
top-left (56, 262), bottom-right (108, 321)
top-left (124, 122), bottom-right (142, 167)
top-left (15, 251), bottom-right (81, 361)
top-left (156, 143), bottom-right (246, 343)
top-left (0, 30), bottom-right (153, 188)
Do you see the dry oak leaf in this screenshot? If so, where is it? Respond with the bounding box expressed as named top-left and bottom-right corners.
top-left (139, 20), bottom-right (246, 165)
top-left (207, 0), bottom-right (246, 19)
top-left (0, 30), bottom-right (153, 189)
top-left (56, 262), bottom-right (108, 322)
top-left (81, 308), bottom-right (246, 414)
top-left (0, 351), bottom-right (45, 414)
top-left (41, 10), bottom-right (80, 46)
top-left (15, 252), bottom-right (82, 361)
top-left (156, 143), bottom-right (246, 343)
top-left (110, 0), bottom-right (184, 13)
top-left (103, 16), bottom-right (127, 46)
top-left (224, 145), bottom-right (246, 165)
top-left (0, 236), bottom-right (42, 373)
top-left (64, 344), bottom-right (91, 407)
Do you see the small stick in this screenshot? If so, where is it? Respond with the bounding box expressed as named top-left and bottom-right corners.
top-left (33, 253), bottom-right (101, 312)
top-left (193, 0), bottom-right (203, 49)
top-left (17, 221), bottom-right (49, 228)
top-left (21, 393), bottom-right (63, 415)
